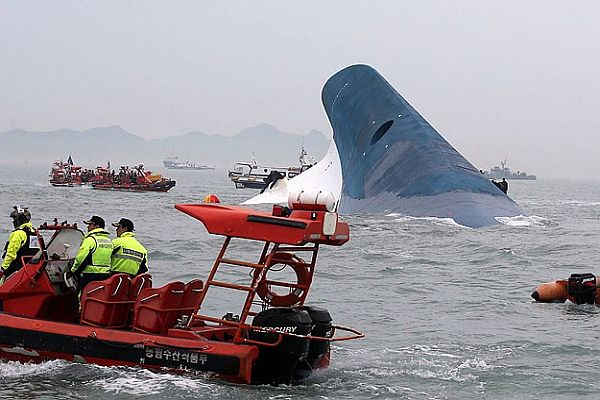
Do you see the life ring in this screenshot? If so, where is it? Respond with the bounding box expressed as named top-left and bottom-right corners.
top-left (255, 252), bottom-right (311, 307)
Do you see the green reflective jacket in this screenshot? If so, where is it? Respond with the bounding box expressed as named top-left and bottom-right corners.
top-left (1, 222), bottom-right (36, 272)
top-left (111, 232), bottom-right (148, 276)
top-left (71, 228), bottom-right (112, 275)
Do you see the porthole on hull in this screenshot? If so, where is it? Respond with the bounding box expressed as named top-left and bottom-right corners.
top-left (370, 120), bottom-right (393, 145)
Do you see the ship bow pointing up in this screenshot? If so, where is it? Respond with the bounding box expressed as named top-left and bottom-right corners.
top-left (322, 64), bottom-right (524, 228)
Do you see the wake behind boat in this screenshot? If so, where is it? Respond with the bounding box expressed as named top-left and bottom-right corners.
top-left (0, 194), bottom-right (362, 385)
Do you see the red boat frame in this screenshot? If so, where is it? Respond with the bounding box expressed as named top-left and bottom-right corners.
top-left (0, 202), bottom-right (363, 384)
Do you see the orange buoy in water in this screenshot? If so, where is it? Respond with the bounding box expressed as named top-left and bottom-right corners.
top-left (204, 194), bottom-right (220, 203)
top-left (531, 280), bottom-right (569, 303)
top-left (532, 273), bottom-right (600, 304)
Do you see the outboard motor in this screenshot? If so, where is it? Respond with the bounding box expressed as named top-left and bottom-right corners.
top-left (567, 273), bottom-right (597, 304)
top-left (250, 307), bottom-right (311, 385)
top-left (303, 306), bottom-right (333, 367)
top-left (293, 306), bottom-right (333, 380)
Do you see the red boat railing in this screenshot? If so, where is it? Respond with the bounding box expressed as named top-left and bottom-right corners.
top-left (174, 202), bottom-right (357, 347)
top-left (185, 237), bottom-right (320, 344)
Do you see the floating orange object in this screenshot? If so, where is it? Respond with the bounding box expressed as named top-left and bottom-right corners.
top-left (531, 280), bottom-right (569, 303)
top-left (532, 273), bottom-right (600, 304)
top-left (204, 194), bottom-right (221, 203)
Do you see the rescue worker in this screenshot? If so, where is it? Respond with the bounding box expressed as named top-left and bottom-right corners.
top-left (10, 206), bottom-right (31, 222)
top-left (500, 178), bottom-right (509, 194)
top-left (1, 206), bottom-right (38, 281)
top-left (260, 170), bottom-right (285, 194)
top-left (68, 215), bottom-right (112, 290)
top-left (110, 218), bottom-right (148, 276)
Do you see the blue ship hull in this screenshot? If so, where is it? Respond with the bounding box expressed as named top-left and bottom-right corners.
top-left (321, 65), bottom-right (524, 228)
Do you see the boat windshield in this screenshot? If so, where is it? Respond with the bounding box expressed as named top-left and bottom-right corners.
top-left (234, 163), bottom-right (253, 173)
top-left (40, 228), bottom-right (84, 260)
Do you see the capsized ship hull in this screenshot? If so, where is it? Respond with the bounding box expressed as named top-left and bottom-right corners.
top-left (321, 65), bottom-right (524, 228)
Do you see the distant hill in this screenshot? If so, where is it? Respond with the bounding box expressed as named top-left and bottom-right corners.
top-left (0, 123), bottom-right (330, 168)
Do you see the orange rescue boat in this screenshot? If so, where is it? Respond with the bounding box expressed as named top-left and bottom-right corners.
top-left (531, 273), bottom-right (600, 304)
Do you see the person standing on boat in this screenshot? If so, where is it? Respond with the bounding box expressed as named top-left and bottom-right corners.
top-left (110, 218), bottom-right (148, 276)
top-left (1, 206), bottom-right (38, 282)
top-left (68, 215), bottom-right (112, 290)
top-left (494, 178), bottom-right (508, 194)
top-left (500, 178), bottom-right (509, 194)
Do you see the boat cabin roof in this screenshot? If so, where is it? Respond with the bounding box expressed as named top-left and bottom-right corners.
top-left (175, 204), bottom-right (349, 246)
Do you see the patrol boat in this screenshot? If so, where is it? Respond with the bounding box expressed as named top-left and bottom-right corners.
top-left (228, 149), bottom-right (315, 190)
top-left (0, 192), bottom-right (362, 385)
top-left (163, 156), bottom-right (215, 170)
top-left (483, 159), bottom-right (537, 180)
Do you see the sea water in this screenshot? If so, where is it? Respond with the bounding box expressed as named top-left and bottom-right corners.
top-left (1, 164), bottom-right (600, 400)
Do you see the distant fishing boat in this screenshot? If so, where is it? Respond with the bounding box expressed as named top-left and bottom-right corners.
top-left (163, 156), bottom-right (215, 170)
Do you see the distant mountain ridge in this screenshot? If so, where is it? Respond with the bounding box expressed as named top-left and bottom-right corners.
top-left (0, 123), bottom-right (330, 168)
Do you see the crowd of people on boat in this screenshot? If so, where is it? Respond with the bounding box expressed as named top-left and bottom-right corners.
top-left (51, 159), bottom-right (170, 188)
top-left (49, 159), bottom-right (97, 185)
top-left (97, 165), bottom-right (161, 186)
top-left (1, 207), bottom-right (148, 293)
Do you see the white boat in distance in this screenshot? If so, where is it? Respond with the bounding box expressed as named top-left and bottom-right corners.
top-left (163, 156), bottom-right (215, 170)
top-left (228, 149), bottom-right (315, 189)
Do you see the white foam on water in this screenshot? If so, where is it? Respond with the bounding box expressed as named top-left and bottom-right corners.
top-left (359, 247), bottom-right (415, 259)
top-left (338, 345), bottom-right (499, 387)
top-left (84, 365), bottom-right (219, 396)
top-left (500, 248), bottom-right (515, 255)
top-left (396, 344), bottom-right (461, 359)
top-left (495, 215), bottom-right (553, 227)
top-left (0, 359), bottom-right (68, 377)
top-left (564, 200), bottom-right (600, 207)
top-left (385, 214), bottom-right (464, 227)
top-left (458, 358), bottom-right (492, 371)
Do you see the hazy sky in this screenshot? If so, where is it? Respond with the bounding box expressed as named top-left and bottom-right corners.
top-left (2, 1), bottom-right (599, 178)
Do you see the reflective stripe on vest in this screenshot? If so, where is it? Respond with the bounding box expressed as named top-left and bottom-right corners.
top-left (111, 234), bottom-right (147, 275)
top-left (83, 234), bottom-right (112, 274)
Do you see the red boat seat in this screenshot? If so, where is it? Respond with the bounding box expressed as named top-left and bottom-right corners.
top-left (132, 281), bottom-right (185, 335)
top-left (80, 273), bottom-right (131, 328)
top-left (130, 273), bottom-right (153, 300)
top-left (125, 273), bottom-right (153, 326)
top-left (179, 279), bottom-right (204, 320)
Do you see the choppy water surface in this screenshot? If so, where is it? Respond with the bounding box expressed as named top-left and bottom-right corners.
top-left (1, 164), bottom-right (600, 399)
